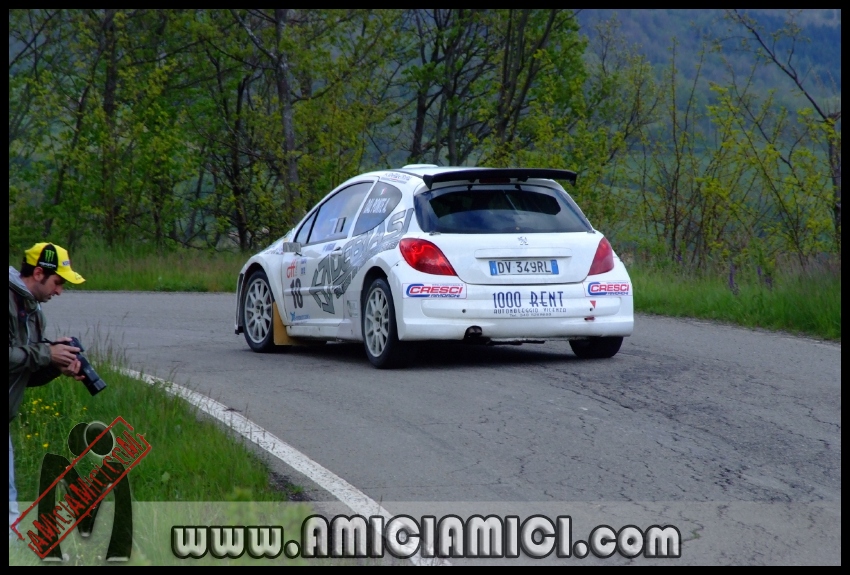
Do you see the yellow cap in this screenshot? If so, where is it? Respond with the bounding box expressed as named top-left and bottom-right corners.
top-left (24, 243), bottom-right (85, 284)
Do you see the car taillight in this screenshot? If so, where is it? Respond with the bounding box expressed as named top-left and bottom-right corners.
top-left (399, 238), bottom-right (457, 276)
top-left (588, 237), bottom-right (614, 275)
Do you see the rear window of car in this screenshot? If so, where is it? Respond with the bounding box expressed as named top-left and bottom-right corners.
top-left (414, 186), bottom-right (591, 234)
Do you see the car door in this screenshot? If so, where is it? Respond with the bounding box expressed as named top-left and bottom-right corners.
top-left (287, 181), bottom-right (374, 336)
top-left (280, 210), bottom-right (317, 327)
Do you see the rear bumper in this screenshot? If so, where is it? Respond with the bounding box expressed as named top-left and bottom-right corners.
top-left (393, 274), bottom-right (634, 341)
top-left (399, 314), bottom-right (634, 340)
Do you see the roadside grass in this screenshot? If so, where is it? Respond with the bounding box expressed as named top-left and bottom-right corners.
top-left (10, 345), bottom-right (314, 565)
top-left (629, 262), bottom-right (841, 341)
top-left (9, 242), bottom-right (245, 292)
top-left (10, 350), bottom-right (293, 504)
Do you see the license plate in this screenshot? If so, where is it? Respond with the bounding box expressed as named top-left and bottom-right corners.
top-left (489, 260), bottom-right (558, 276)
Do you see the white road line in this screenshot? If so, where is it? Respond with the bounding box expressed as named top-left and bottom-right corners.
top-left (120, 367), bottom-right (449, 566)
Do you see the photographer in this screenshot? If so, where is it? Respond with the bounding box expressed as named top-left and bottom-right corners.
top-left (9, 242), bottom-right (85, 537)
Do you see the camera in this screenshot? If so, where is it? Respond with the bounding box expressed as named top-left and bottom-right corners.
top-left (68, 337), bottom-right (107, 396)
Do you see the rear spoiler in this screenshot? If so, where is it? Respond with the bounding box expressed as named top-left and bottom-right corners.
top-left (421, 168), bottom-right (577, 189)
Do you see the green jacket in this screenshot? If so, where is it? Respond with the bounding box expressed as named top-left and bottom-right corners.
top-left (9, 266), bottom-right (60, 422)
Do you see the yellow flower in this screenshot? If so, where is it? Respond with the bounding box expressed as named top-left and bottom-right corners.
top-left (43, 443), bottom-right (49, 448)
top-left (83, 407), bottom-right (87, 411)
top-left (34, 432), bottom-right (39, 437)
top-left (26, 434), bottom-right (31, 439)
top-left (54, 413), bottom-right (60, 417)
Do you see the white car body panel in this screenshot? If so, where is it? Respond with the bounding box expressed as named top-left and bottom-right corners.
top-left (401, 231), bottom-right (599, 286)
top-left (235, 239), bottom-right (293, 329)
top-left (389, 255), bottom-right (632, 341)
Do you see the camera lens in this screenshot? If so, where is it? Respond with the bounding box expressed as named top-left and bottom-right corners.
top-left (70, 337), bottom-right (107, 396)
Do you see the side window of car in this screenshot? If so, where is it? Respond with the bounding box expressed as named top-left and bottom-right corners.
top-left (295, 211), bottom-right (318, 245)
top-left (351, 182), bottom-right (403, 236)
top-left (308, 181), bottom-right (374, 244)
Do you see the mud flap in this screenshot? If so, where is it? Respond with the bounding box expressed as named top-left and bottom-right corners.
top-left (272, 302), bottom-right (324, 346)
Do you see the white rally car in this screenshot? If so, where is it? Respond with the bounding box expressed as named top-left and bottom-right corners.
top-left (235, 166), bottom-right (633, 368)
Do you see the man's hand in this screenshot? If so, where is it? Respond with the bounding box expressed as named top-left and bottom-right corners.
top-left (49, 337), bottom-right (81, 368)
top-left (60, 358), bottom-right (85, 381)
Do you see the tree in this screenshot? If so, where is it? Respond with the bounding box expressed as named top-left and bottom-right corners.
top-left (491, 10), bottom-right (581, 153)
top-left (721, 9), bottom-right (841, 258)
top-left (191, 10), bottom-right (404, 249)
top-left (397, 9), bottom-right (497, 166)
top-left (9, 9), bottom-right (203, 249)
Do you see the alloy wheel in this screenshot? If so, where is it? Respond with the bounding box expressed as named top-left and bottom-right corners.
top-left (364, 286), bottom-right (390, 357)
top-left (245, 277), bottom-right (273, 344)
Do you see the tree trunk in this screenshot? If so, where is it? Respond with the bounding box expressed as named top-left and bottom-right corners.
top-left (275, 9), bottom-right (299, 209)
top-left (101, 9), bottom-right (120, 246)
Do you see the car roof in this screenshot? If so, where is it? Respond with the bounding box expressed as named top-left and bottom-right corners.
top-left (371, 165), bottom-right (578, 189)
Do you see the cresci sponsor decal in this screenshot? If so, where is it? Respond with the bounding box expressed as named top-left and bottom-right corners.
top-left (403, 284), bottom-right (467, 298)
top-left (585, 282), bottom-right (631, 296)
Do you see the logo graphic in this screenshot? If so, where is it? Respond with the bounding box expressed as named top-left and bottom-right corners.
top-left (286, 261), bottom-right (297, 279)
top-left (382, 172), bottom-right (411, 183)
top-left (590, 300), bottom-right (596, 309)
top-left (362, 197), bottom-right (391, 214)
top-left (404, 284), bottom-right (466, 298)
top-left (586, 282), bottom-right (631, 296)
top-left (309, 208), bottom-right (414, 314)
top-left (518, 237), bottom-right (528, 246)
top-left (11, 417), bottom-right (150, 561)
top-left (170, 515), bottom-right (682, 560)
top-left (41, 249), bottom-right (57, 268)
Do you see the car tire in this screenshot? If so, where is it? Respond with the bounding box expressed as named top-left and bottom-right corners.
top-left (242, 269), bottom-right (276, 353)
top-left (569, 336), bottom-right (623, 359)
top-left (362, 277), bottom-right (409, 368)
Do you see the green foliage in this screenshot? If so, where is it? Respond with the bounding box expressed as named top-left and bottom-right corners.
top-left (9, 10), bottom-right (205, 251)
top-left (15, 240), bottom-right (245, 292)
top-left (630, 259), bottom-right (841, 340)
top-left (10, 352), bottom-right (314, 565)
top-left (8, 9), bottom-right (841, 270)
top-left (706, 87), bottom-right (835, 264)
top-left (10, 361), bottom-right (290, 502)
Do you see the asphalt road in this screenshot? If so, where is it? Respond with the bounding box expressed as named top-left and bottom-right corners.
top-left (44, 291), bottom-right (840, 564)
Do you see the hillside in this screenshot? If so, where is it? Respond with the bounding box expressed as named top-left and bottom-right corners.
top-left (575, 9), bottom-right (841, 100)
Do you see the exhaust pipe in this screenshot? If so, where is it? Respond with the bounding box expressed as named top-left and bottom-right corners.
top-left (464, 326), bottom-right (483, 340)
